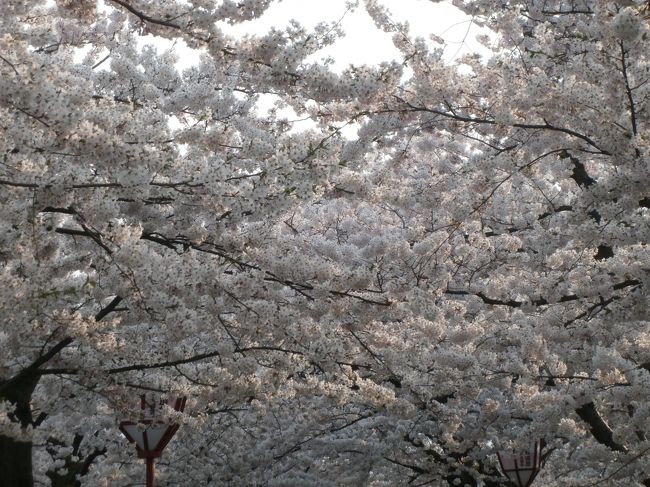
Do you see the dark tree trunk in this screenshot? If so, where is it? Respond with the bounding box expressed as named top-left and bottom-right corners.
top-left (0, 372), bottom-right (39, 487)
top-left (0, 436), bottom-right (34, 487)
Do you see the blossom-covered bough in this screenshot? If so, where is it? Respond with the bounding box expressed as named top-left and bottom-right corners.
top-left (0, 0), bottom-right (648, 486)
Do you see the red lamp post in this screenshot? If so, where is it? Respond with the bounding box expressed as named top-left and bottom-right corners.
top-left (120, 394), bottom-right (187, 487)
top-left (496, 439), bottom-right (549, 487)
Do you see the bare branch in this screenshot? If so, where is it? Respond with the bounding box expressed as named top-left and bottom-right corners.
top-left (108, 0), bottom-right (182, 29)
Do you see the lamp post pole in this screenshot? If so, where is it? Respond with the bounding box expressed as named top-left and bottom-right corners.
top-left (119, 394), bottom-right (187, 487)
top-left (146, 456), bottom-right (155, 487)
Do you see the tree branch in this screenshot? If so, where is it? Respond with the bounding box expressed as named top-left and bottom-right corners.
top-left (107, 349), bottom-right (222, 374)
top-left (2, 297), bottom-right (122, 394)
top-left (108, 0), bottom-right (182, 29)
top-left (620, 42), bottom-right (638, 136)
top-left (446, 279), bottom-right (640, 308)
top-left (575, 402), bottom-right (628, 453)
top-left (390, 96), bottom-right (611, 155)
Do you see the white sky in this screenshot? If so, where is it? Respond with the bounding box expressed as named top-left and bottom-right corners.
top-left (81, 0), bottom-right (489, 72)
top-left (143, 0), bottom-right (488, 72)
top-left (213, 0), bottom-right (487, 70)
top-left (127, 0), bottom-right (490, 135)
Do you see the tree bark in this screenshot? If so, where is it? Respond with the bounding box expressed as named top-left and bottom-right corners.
top-left (0, 372), bottom-right (39, 487)
top-left (0, 436), bottom-right (33, 487)
top-left (0, 299), bottom-right (120, 486)
top-left (575, 402), bottom-right (628, 453)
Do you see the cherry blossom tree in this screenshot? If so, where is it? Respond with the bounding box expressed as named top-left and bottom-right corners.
top-left (0, 0), bottom-right (398, 484)
top-left (1, 0), bottom-right (649, 486)
top-left (305, 0), bottom-right (649, 484)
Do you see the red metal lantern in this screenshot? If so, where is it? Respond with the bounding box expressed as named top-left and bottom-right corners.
top-left (496, 439), bottom-right (548, 487)
top-left (120, 394), bottom-right (187, 487)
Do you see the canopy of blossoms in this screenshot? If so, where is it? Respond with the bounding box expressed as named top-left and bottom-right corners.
top-left (0, 1), bottom-right (648, 486)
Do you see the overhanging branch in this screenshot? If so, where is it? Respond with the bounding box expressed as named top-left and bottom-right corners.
top-left (446, 279), bottom-right (640, 308)
top-left (576, 402), bottom-right (628, 453)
